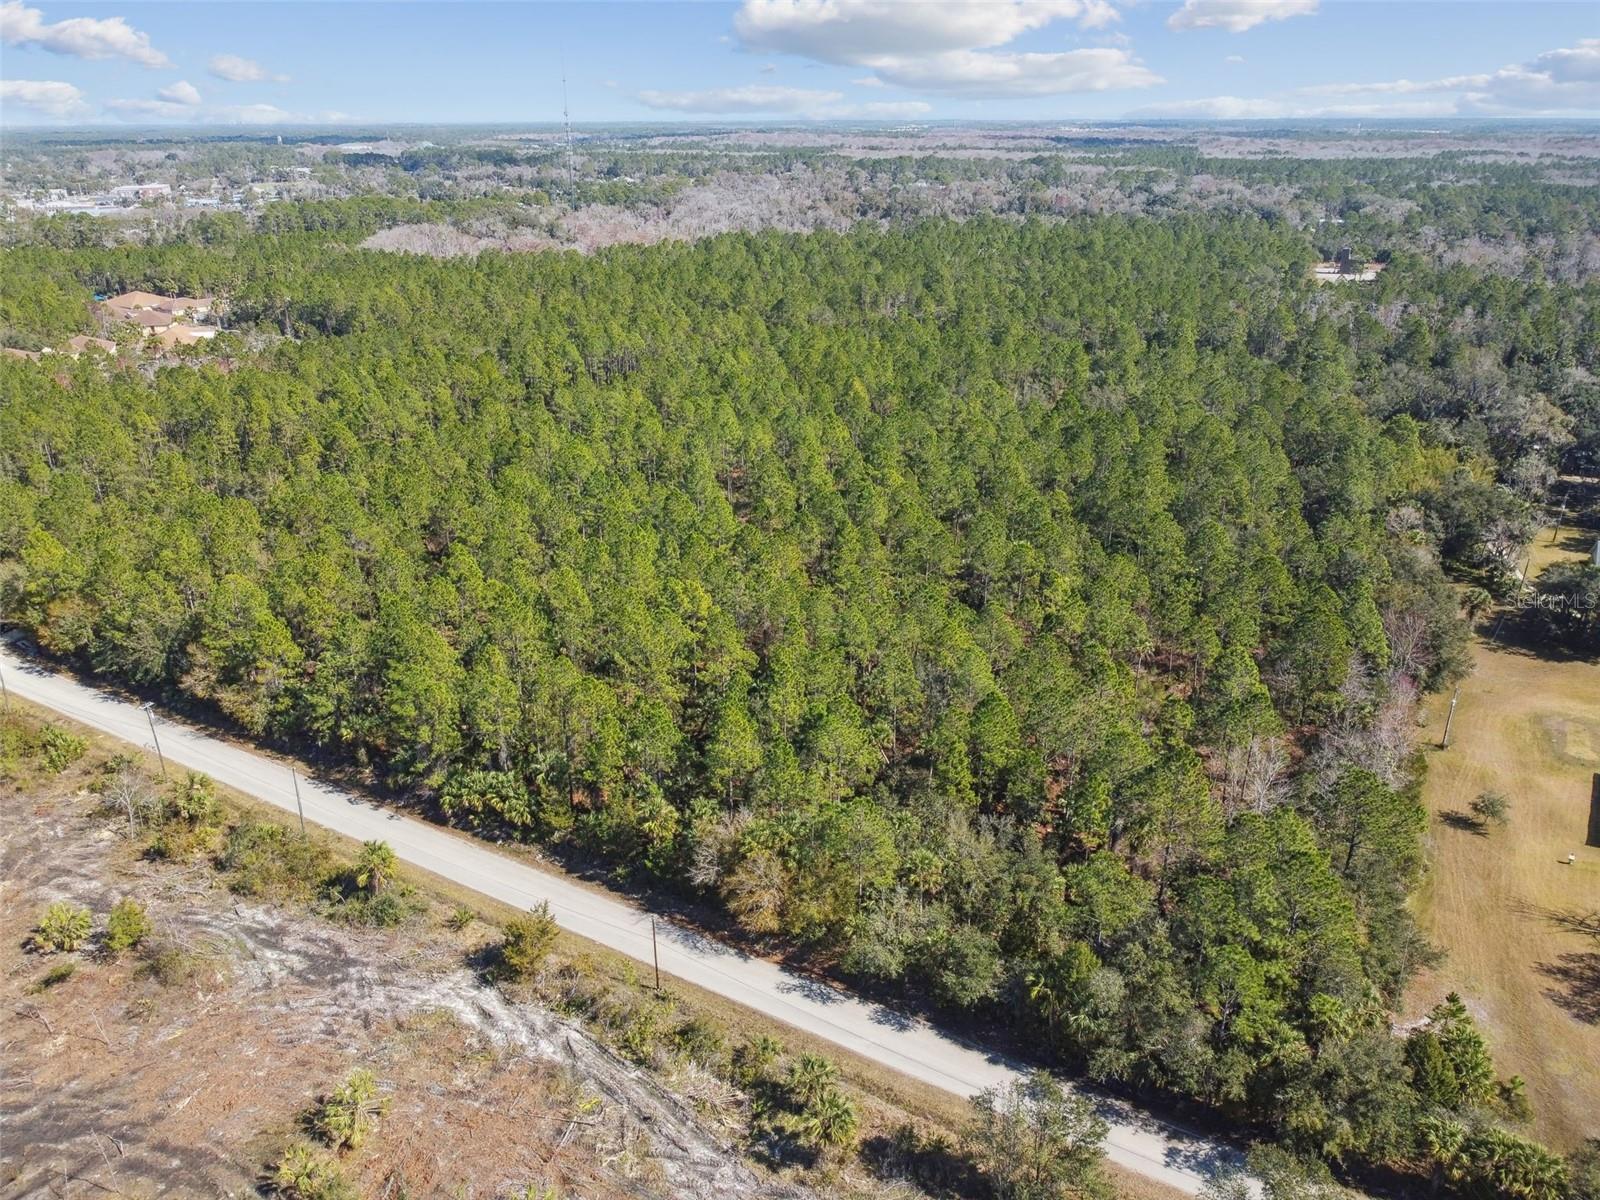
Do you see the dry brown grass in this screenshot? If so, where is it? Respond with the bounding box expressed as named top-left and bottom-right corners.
top-left (1406, 504), bottom-right (1600, 1151)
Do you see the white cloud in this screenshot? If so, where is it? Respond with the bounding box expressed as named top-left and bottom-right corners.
top-left (634, 85), bottom-right (934, 120)
top-left (1137, 94), bottom-right (1292, 118)
top-left (157, 79), bottom-right (202, 106)
top-left (851, 75), bottom-right (887, 88)
top-left (105, 97), bottom-right (199, 119)
top-left (1299, 74), bottom-right (1489, 97)
top-left (825, 99), bottom-right (933, 118)
top-left (1131, 39), bottom-right (1600, 120)
top-left (1225, 54), bottom-right (1245, 64)
top-left (735, 0), bottom-right (1119, 63)
top-left (1461, 38), bottom-right (1600, 113)
top-left (637, 84), bottom-right (845, 114)
top-left (106, 91), bottom-right (316, 124)
top-left (1292, 39), bottom-right (1600, 115)
top-left (208, 53), bottom-right (289, 83)
top-left (1167, 0), bottom-right (1317, 34)
top-left (0, 78), bottom-right (90, 118)
top-left (874, 48), bottom-right (1160, 95)
top-left (1, 0), bottom-right (168, 66)
top-left (728, 0), bottom-right (1153, 98)
top-left (1135, 93), bottom-right (1458, 119)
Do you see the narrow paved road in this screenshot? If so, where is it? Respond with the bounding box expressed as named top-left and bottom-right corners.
top-left (2, 645), bottom-right (1247, 1195)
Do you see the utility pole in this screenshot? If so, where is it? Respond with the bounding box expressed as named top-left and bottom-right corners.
top-left (291, 766), bottom-right (306, 838)
top-left (141, 701), bottom-right (166, 779)
top-left (651, 917), bottom-right (661, 991)
top-left (562, 63), bottom-right (575, 193)
top-left (1441, 687), bottom-right (1460, 749)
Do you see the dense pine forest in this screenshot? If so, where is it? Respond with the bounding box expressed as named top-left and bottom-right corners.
top-left (3, 195), bottom-right (1598, 1195)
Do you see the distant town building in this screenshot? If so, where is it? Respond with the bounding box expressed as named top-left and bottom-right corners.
top-left (153, 325), bottom-right (218, 350)
top-left (65, 335), bottom-right (119, 357)
top-left (102, 291), bottom-right (215, 322)
top-left (108, 183), bottom-right (173, 202)
top-left (99, 290), bottom-right (219, 350)
top-left (1312, 252), bottom-right (1385, 284)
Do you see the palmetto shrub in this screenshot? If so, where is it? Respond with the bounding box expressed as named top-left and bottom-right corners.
top-left (34, 901), bottom-right (92, 952)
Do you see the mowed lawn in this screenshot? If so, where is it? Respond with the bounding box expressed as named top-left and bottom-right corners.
top-left (1405, 510), bottom-right (1600, 1150)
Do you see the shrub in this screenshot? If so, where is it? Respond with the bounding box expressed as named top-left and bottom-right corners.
top-left (219, 820), bottom-right (329, 900)
top-left (439, 768), bottom-right (535, 832)
top-left (0, 715), bottom-right (29, 775)
top-left (792, 1086), bottom-right (860, 1152)
top-left (673, 1015), bottom-right (726, 1068)
top-left (1470, 790), bottom-right (1510, 827)
top-left (966, 1071), bottom-right (1109, 1200)
top-left (446, 904), bottom-right (477, 931)
top-left (732, 1034), bottom-right (783, 1087)
top-left (275, 1143), bottom-right (357, 1200)
top-left (145, 819), bottom-right (219, 863)
top-left (34, 901), bottom-right (92, 952)
top-left (97, 757), bottom-right (158, 834)
top-left (1430, 1124), bottom-right (1569, 1200)
top-left (323, 887), bottom-right (414, 928)
top-left (140, 941), bottom-right (206, 988)
top-left (37, 723), bottom-right (87, 773)
top-left (1569, 1139), bottom-right (1600, 1200)
top-left (865, 1123), bottom-right (972, 1193)
top-left (165, 772), bottom-right (221, 826)
top-left (786, 1053), bottom-right (840, 1110)
top-left (34, 961), bottom-right (77, 990)
top-left (105, 898), bottom-right (153, 952)
top-left (612, 993), bottom-right (672, 1064)
top-left (353, 840), bottom-right (397, 893)
top-left (312, 1068), bottom-right (389, 1151)
top-left (497, 902), bottom-right (559, 981)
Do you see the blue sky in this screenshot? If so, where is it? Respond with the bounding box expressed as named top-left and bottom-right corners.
top-left (2, 1), bottom-right (1597, 126)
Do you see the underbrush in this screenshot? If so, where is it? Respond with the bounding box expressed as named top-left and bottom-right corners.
top-left (218, 820), bottom-right (331, 901)
top-left (1, 713), bottom-right (86, 778)
top-left (11, 707), bottom-right (1091, 1200)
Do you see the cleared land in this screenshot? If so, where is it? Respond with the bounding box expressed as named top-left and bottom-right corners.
top-left (0, 717), bottom-right (806, 1199)
top-left (0, 643), bottom-right (1240, 1197)
top-left (0, 700), bottom-right (1186, 1200)
top-left (1406, 497), bottom-right (1600, 1150)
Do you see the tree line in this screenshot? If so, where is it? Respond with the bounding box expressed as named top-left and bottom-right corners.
top-left (1, 211), bottom-right (1592, 1193)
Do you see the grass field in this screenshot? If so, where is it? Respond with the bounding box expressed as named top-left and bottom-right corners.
top-left (1406, 490), bottom-right (1600, 1151)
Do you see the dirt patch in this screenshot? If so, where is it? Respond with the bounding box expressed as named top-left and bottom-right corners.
top-left (1536, 714), bottom-right (1600, 769)
top-left (0, 774), bottom-right (806, 1199)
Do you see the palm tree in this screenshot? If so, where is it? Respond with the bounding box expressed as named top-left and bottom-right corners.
top-left (314, 1068), bottom-right (388, 1150)
top-left (354, 840), bottom-right (397, 894)
top-left (787, 1053), bottom-right (840, 1109)
top-left (796, 1088), bottom-right (859, 1151)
